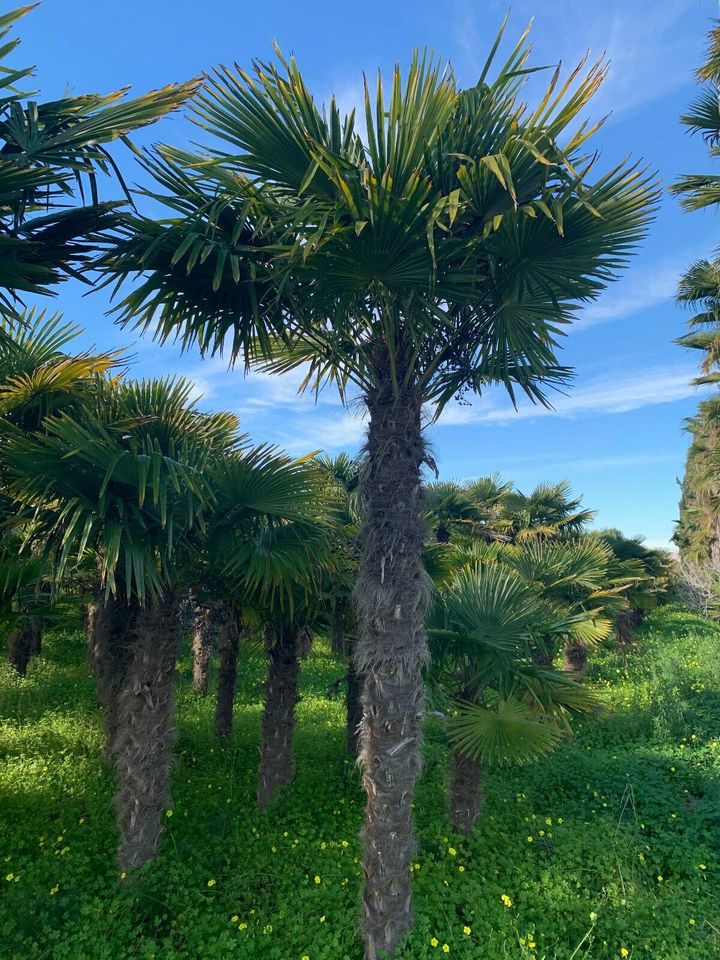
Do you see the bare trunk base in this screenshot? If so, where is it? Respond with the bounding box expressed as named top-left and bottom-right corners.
top-left (355, 384), bottom-right (428, 960)
top-left (257, 625), bottom-right (301, 809)
top-left (532, 647), bottom-right (553, 668)
top-left (214, 602), bottom-right (240, 739)
top-left (346, 653), bottom-right (363, 755)
top-left (447, 750), bottom-right (484, 835)
top-left (192, 606), bottom-right (215, 695)
top-left (111, 594), bottom-right (180, 872)
top-left (8, 623), bottom-right (39, 676)
top-left (563, 642), bottom-right (588, 673)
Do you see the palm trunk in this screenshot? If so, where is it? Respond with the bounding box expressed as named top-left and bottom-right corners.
top-left (214, 601), bottom-right (240, 739)
top-left (346, 648), bottom-right (363, 755)
top-left (192, 605), bottom-right (215, 695)
top-left (87, 595), bottom-right (135, 759)
top-left (111, 593), bottom-right (180, 872)
top-left (257, 624), bottom-right (302, 809)
top-left (8, 622), bottom-right (39, 676)
top-left (447, 749), bottom-right (484, 835)
top-left (563, 641), bottom-right (588, 673)
top-left (331, 601), bottom-right (347, 657)
top-left (355, 384), bottom-right (429, 960)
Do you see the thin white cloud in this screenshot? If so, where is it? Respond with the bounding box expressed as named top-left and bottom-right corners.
top-left (452, 0), bottom-right (700, 121)
top-left (437, 364), bottom-right (706, 426)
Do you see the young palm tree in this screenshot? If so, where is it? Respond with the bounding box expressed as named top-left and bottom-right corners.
top-left (0, 6), bottom-right (197, 316)
top-left (1, 376), bottom-right (223, 870)
top-left (428, 560), bottom-right (597, 835)
top-left (425, 474), bottom-right (511, 543)
top-left (104, 28), bottom-right (656, 955)
top-left (500, 480), bottom-right (595, 542)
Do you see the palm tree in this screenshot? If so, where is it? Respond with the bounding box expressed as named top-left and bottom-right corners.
top-left (0, 6), bottom-right (197, 318)
top-left (672, 23), bottom-right (720, 572)
top-left (500, 480), bottom-right (595, 542)
top-left (1, 376), bottom-right (223, 870)
top-left (428, 560), bottom-right (597, 835)
top-left (425, 474), bottom-right (511, 543)
top-left (0, 310), bottom-right (120, 672)
top-left (200, 447), bottom-right (332, 743)
top-left (103, 29), bottom-right (656, 955)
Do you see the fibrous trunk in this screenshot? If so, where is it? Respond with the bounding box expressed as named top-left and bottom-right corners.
top-left (88, 595), bottom-right (136, 758)
top-left (192, 605), bottom-right (215, 695)
top-left (447, 749), bottom-right (484, 836)
top-left (563, 641), bottom-right (588, 673)
top-left (111, 593), bottom-right (180, 872)
top-left (615, 608), bottom-right (643, 645)
top-left (257, 624), bottom-right (301, 809)
top-left (213, 601), bottom-right (240, 739)
top-left (8, 621), bottom-right (40, 676)
top-left (354, 383), bottom-right (429, 959)
top-left (331, 599), bottom-right (348, 657)
top-left (346, 648), bottom-right (363, 755)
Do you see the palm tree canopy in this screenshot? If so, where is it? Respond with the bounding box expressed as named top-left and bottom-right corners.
top-left (105, 23), bottom-right (657, 412)
top-left (501, 480), bottom-right (595, 540)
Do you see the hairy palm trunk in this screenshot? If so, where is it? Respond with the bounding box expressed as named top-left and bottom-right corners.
top-left (192, 605), bottom-right (215, 695)
top-left (257, 624), bottom-right (303, 809)
top-left (8, 622), bottom-right (40, 676)
top-left (87, 595), bottom-right (135, 759)
top-left (111, 594), bottom-right (180, 872)
top-left (563, 641), bottom-right (588, 673)
top-left (346, 650), bottom-right (363, 755)
top-left (615, 608), bottom-right (643, 645)
top-left (355, 384), bottom-right (429, 959)
top-left (214, 601), bottom-right (240, 739)
top-left (447, 749), bottom-right (484, 836)
top-left (331, 600), bottom-right (347, 657)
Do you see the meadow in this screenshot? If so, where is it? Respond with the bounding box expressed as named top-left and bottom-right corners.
top-left (1, 605), bottom-right (718, 960)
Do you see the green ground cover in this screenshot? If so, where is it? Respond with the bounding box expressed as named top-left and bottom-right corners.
top-left (1, 605), bottom-right (719, 959)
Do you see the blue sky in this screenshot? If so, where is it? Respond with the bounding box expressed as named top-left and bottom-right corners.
top-left (12, 0), bottom-right (720, 547)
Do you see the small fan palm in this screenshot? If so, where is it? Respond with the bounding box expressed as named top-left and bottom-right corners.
top-left (428, 561), bottom-right (598, 835)
top-left (500, 480), bottom-right (595, 541)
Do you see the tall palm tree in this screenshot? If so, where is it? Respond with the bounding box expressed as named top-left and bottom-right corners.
top-left (0, 5), bottom-right (197, 317)
top-left (103, 28), bottom-right (656, 955)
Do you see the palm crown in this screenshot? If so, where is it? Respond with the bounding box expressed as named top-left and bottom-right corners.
top-left (106, 26), bottom-right (657, 411)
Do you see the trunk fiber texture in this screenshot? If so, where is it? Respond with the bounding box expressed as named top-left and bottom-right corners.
top-left (354, 385), bottom-right (429, 959)
top-left (192, 605), bottom-right (215, 695)
top-left (87, 595), bottom-right (135, 759)
top-left (110, 594), bottom-right (181, 872)
top-left (346, 650), bottom-right (363, 756)
top-left (213, 601), bottom-right (240, 739)
top-left (447, 749), bottom-right (484, 836)
top-left (8, 621), bottom-right (40, 676)
top-left (257, 624), bottom-right (303, 809)
top-left (563, 641), bottom-right (588, 673)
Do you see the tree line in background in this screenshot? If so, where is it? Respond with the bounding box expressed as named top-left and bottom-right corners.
top-left (0, 7), bottom-right (683, 959)
top-left (674, 25), bottom-right (720, 618)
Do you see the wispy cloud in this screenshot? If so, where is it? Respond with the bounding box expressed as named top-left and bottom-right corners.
top-left (437, 364), bottom-right (705, 427)
top-left (452, 0), bottom-right (700, 120)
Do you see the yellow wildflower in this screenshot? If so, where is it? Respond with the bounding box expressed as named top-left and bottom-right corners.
top-left (207, 879), bottom-right (216, 887)
top-left (230, 915), bottom-right (239, 923)
top-left (314, 875), bottom-right (321, 884)
top-left (501, 894), bottom-right (513, 907)
top-left (620, 950), bottom-right (629, 958)
top-left (430, 937), bottom-right (439, 947)
top-left (463, 926), bottom-right (472, 935)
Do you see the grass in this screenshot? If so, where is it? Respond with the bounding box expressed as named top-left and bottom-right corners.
top-left (1, 604), bottom-right (719, 959)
